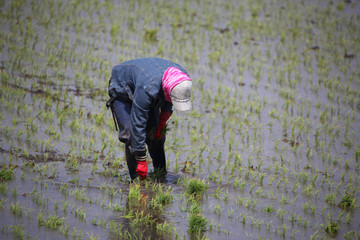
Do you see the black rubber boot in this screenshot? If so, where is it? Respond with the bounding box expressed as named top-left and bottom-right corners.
top-left (125, 141), bottom-right (138, 180)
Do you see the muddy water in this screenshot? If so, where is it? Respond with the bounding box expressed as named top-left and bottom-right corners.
top-left (1, 0), bottom-right (360, 239)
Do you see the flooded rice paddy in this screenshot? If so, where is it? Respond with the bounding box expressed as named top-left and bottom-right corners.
top-left (0, 0), bottom-right (360, 239)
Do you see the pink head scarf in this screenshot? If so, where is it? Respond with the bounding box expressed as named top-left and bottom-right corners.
top-left (162, 67), bottom-right (191, 102)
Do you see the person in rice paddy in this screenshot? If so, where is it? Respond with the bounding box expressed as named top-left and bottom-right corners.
top-left (107, 58), bottom-right (192, 180)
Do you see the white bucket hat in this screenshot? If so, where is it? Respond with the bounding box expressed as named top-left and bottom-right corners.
top-left (170, 80), bottom-right (192, 111)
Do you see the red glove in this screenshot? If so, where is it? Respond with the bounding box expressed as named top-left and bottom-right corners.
top-left (136, 160), bottom-right (148, 180)
top-left (154, 110), bottom-right (172, 139)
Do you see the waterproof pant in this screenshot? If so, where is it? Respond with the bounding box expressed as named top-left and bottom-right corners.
top-left (112, 99), bottom-right (166, 180)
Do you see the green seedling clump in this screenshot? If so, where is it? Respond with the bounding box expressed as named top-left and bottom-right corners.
top-left (263, 205), bottom-right (275, 214)
top-left (324, 221), bottom-right (340, 236)
top-left (144, 28), bottom-right (158, 42)
top-left (185, 178), bottom-right (208, 196)
top-left (189, 213), bottom-right (207, 233)
top-left (151, 185), bottom-right (173, 207)
top-left (8, 225), bottom-right (26, 239)
top-left (0, 167), bottom-right (15, 182)
top-left (338, 192), bottom-right (356, 209)
top-left (37, 212), bottom-right (64, 230)
top-left (128, 183), bottom-right (142, 207)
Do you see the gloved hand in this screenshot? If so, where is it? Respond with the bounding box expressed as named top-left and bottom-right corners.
top-left (135, 154), bottom-right (148, 180)
top-left (154, 110), bottom-right (172, 139)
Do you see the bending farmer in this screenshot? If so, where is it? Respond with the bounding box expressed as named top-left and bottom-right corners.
top-left (107, 58), bottom-right (192, 180)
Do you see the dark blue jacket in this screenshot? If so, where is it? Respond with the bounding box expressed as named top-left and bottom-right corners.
top-left (108, 58), bottom-right (189, 153)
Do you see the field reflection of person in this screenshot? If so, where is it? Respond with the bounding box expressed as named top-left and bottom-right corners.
top-left (107, 58), bottom-right (192, 180)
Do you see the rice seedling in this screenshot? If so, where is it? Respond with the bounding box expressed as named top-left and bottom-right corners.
top-left (107, 221), bottom-right (127, 238)
top-left (9, 201), bottom-right (23, 216)
top-left (143, 28), bottom-right (158, 42)
top-left (188, 213), bottom-right (207, 233)
top-left (325, 192), bottom-right (337, 205)
top-left (111, 203), bottom-right (124, 212)
top-left (37, 212), bottom-right (64, 230)
top-left (151, 184), bottom-right (173, 210)
top-left (107, 185), bottom-right (117, 198)
top-left (0, 167), bottom-right (15, 182)
top-left (345, 212), bottom-right (352, 224)
top-left (72, 227), bottom-right (79, 239)
top-left (73, 187), bottom-right (86, 201)
top-left (263, 204), bottom-right (275, 214)
top-left (128, 182), bottom-right (142, 207)
top-left (213, 204), bottom-right (222, 217)
top-left (184, 178), bottom-right (208, 197)
top-left (222, 188), bottom-right (229, 201)
top-left (276, 208), bottom-right (286, 220)
top-left (343, 231), bottom-right (360, 240)
top-left (87, 232), bottom-right (98, 240)
top-left (62, 200), bottom-right (69, 213)
top-left (8, 224), bottom-right (26, 239)
top-left (10, 187), bottom-right (17, 198)
top-left (0, 198), bottom-right (5, 209)
top-left (324, 221), bottom-right (340, 236)
top-left (75, 207), bottom-right (87, 222)
top-left (59, 223), bottom-right (70, 237)
top-left (338, 191), bottom-right (356, 209)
